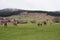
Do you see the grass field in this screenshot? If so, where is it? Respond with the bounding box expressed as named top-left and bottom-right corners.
top-left (0, 23), bottom-right (60, 40)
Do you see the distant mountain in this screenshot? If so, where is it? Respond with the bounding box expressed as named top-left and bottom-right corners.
top-left (0, 8), bottom-right (22, 17)
top-left (0, 8), bottom-right (60, 17)
top-left (47, 11), bottom-right (60, 16)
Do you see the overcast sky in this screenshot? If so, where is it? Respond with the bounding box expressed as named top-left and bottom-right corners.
top-left (0, 0), bottom-right (60, 11)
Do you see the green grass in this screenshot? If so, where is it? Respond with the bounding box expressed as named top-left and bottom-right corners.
top-left (0, 23), bottom-right (60, 40)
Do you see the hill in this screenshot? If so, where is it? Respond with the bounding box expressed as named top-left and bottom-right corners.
top-left (0, 8), bottom-right (60, 17)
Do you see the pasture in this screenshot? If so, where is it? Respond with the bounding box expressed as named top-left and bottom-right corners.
top-left (0, 23), bottom-right (60, 40)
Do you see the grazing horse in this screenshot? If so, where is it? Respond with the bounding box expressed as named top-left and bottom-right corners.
top-left (3, 20), bottom-right (8, 27)
top-left (0, 20), bottom-right (3, 25)
top-left (37, 22), bottom-right (42, 26)
top-left (16, 20), bottom-right (20, 24)
top-left (12, 19), bottom-right (17, 26)
top-left (43, 21), bottom-right (47, 25)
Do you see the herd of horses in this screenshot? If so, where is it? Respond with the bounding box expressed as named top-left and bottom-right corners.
top-left (0, 17), bottom-right (49, 27)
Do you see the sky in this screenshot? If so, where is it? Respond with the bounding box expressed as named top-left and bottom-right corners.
top-left (0, 0), bottom-right (60, 11)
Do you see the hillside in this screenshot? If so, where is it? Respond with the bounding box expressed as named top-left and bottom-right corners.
top-left (0, 8), bottom-right (60, 17)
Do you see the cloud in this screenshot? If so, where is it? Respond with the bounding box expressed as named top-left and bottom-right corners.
top-left (0, 0), bottom-right (60, 11)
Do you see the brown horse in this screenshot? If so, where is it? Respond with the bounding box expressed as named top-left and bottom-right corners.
top-left (12, 19), bottom-right (17, 26)
top-left (43, 21), bottom-right (47, 25)
top-left (3, 20), bottom-right (8, 27)
top-left (0, 20), bottom-right (4, 25)
top-left (37, 22), bottom-right (42, 26)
